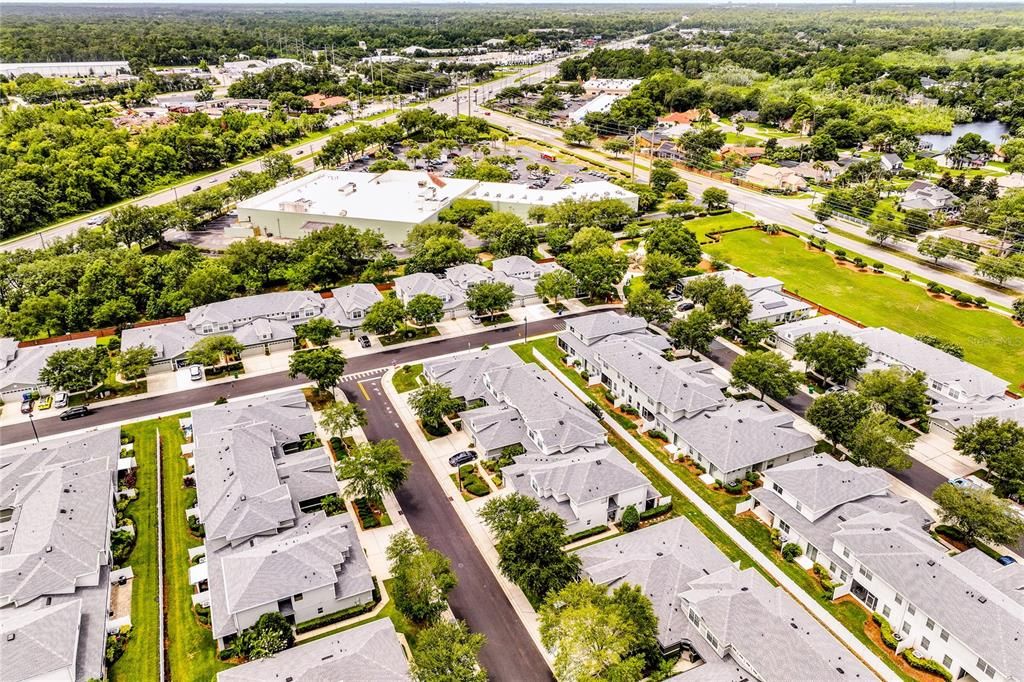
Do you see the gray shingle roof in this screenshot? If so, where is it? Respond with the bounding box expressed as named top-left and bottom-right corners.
top-left (761, 456), bottom-right (890, 520)
top-left (185, 291), bottom-right (324, 328)
top-left (748, 289), bottom-right (813, 322)
top-left (0, 598), bottom-right (81, 682)
top-left (563, 311), bottom-right (649, 345)
top-left (0, 336), bottom-right (19, 368)
top-left (460, 404), bottom-right (529, 453)
top-left (836, 522), bottom-right (1024, 676)
top-left (423, 346), bottom-right (521, 402)
top-left (577, 517), bottom-right (735, 649)
top-left (666, 401), bottom-right (815, 476)
top-left (394, 272), bottom-right (465, 311)
top-left (325, 283), bottom-right (383, 327)
top-left (506, 445), bottom-right (649, 508)
top-left (121, 320), bottom-right (201, 362)
top-left (773, 316), bottom-right (860, 347)
top-left (931, 398), bottom-right (1024, 430)
top-left (681, 271), bottom-right (782, 298)
top-left (216, 618), bottom-right (411, 682)
top-left (0, 337), bottom-right (97, 394)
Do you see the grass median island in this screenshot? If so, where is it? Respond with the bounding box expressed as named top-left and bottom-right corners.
top-left (707, 230), bottom-right (1024, 390)
top-left (393, 363), bottom-right (424, 393)
top-left (108, 425), bottom-right (160, 682)
top-left (683, 212), bottom-right (755, 243)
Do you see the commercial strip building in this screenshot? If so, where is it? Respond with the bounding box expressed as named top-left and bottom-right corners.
top-left (678, 270), bottom-right (815, 325)
top-left (0, 336), bottom-right (97, 399)
top-left (235, 169), bottom-right (638, 245)
top-left (0, 60), bottom-right (130, 78)
top-left (772, 316), bottom-right (1016, 433)
top-left (422, 346), bottom-right (668, 534)
top-left (216, 618), bottom-right (411, 682)
top-left (740, 455), bottom-right (1024, 682)
top-left (185, 392), bottom-right (374, 648)
top-left (0, 429), bottom-right (130, 682)
top-left (557, 312), bottom-right (817, 484)
top-left (577, 517), bottom-right (876, 681)
top-left (121, 284), bottom-right (383, 371)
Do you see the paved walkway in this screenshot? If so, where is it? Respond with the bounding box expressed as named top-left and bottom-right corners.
top-left (530, 349), bottom-right (899, 682)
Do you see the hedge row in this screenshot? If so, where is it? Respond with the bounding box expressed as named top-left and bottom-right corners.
top-left (872, 612), bottom-right (898, 650)
top-left (902, 649), bottom-right (953, 681)
top-left (294, 600), bottom-right (376, 634)
top-left (564, 525), bottom-right (610, 545)
top-left (639, 503), bottom-right (672, 521)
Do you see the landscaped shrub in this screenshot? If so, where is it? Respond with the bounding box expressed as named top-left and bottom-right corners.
top-left (353, 498), bottom-right (380, 529)
top-left (647, 429), bottom-right (669, 442)
top-left (501, 443), bottom-right (525, 458)
top-left (620, 404), bottom-right (640, 416)
top-left (710, 259), bottom-right (729, 271)
top-left (621, 505), bottom-right (640, 532)
top-left (872, 262), bottom-right (884, 272)
top-left (187, 514), bottom-right (205, 538)
top-left (693, 463), bottom-right (706, 474)
top-left (834, 249), bottom-right (847, 261)
top-left (295, 600), bottom-right (377, 634)
top-left (770, 527), bottom-right (783, 549)
top-left (329, 436), bottom-right (346, 458)
top-left (852, 257), bottom-right (866, 268)
top-left (926, 281), bottom-right (944, 294)
top-left (934, 524), bottom-right (965, 542)
top-left (872, 612), bottom-right (898, 650)
top-left (105, 627), bottom-right (132, 664)
top-left (602, 388), bottom-right (616, 403)
top-left (194, 604), bottom-right (211, 625)
top-left (111, 529), bottom-right (135, 565)
top-left (902, 650), bottom-right (953, 681)
top-left (973, 296), bottom-right (987, 307)
top-left (585, 401), bottom-right (603, 419)
top-left (580, 370), bottom-right (590, 380)
top-left (781, 542), bottom-right (803, 561)
top-left (744, 470), bottom-right (760, 483)
top-left (812, 564), bottom-right (839, 599)
top-left (724, 481), bottom-right (743, 495)
top-left (953, 291), bottom-right (974, 304)
top-left (564, 525), bottom-right (610, 545)
top-left (320, 494), bottom-right (346, 517)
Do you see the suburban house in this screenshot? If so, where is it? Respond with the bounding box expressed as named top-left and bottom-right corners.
top-left (578, 517), bottom-right (876, 681)
top-left (423, 346), bottom-right (667, 532)
top-left (324, 283), bottom-right (383, 329)
top-left (741, 163), bottom-right (808, 192)
top-left (556, 311), bottom-right (671, 380)
top-left (771, 315), bottom-right (861, 354)
top-left (679, 270), bottom-right (815, 325)
top-left (187, 392), bottom-right (374, 648)
top-left (900, 180), bottom-right (959, 215)
top-left (880, 153), bottom-right (904, 172)
top-left (930, 398), bottom-right (1024, 434)
top-left (739, 455), bottom-right (931, 586)
top-left (302, 93), bottom-right (348, 112)
top-left (0, 429), bottom-right (126, 682)
top-left (561, 313), bottom-right (817, 483)
top-left (656, 109), bottom-right (719, 127)
top-left (216, 619), bottom-right (410, 682)
top-left (393, 272), bottom-right (468, 318)
top-left (0, 336), bottom-right (98, 398)
top-left (833, 520), bottom-right (1023, 682)
top-left (490, 256), bottom-right (565, 299)
top-left (790, 160), bottom-right (843, 183)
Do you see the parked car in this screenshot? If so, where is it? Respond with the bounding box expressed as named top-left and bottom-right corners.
top-left (997, 555), bottom-right (1017, 566)
top-left (52, 391), bottom-right (69, 409)
top-left (37, 394), bottom-right (53, 410)
top-left (824, 385), bottom-right (846, 394)
top-left (60, 406), bottom-right (91, 421)
top-left (86, 214), bottom-right (109, 226)
top-left (358, 335), bottom-right (371, 348)
top-left (676, 301), bottom-right (695, 312)
top-left (193, 185), bottom-right (202, 192)
top-left (20, 400), bottom-right (33, 414)
top-left (469, 314), bottom-right (482, 325)
top-left (189, 365), bottom-right (204, 381)
top-left (448, 450), bottom-right (478, 467)
top-left (813, 223), bottom-right (830, 235)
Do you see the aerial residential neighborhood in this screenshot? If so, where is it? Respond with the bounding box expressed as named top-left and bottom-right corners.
top-left (2, 3), bottom-right (1024, 682)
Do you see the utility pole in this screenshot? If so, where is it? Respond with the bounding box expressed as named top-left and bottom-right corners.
top-left (630, 126), bottom-right (639, 181)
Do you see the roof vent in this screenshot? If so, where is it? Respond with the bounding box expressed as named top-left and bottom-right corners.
top-left (927, 559), bottom-right (935, 567)
top-left (45, 545), bottom-right (52, 553)
top-left (240, 494), bottom-right (246, 501)
top-left (979, 596), bottom-right (987, 604)
top-left (5, 633), bottom-right (14, 642)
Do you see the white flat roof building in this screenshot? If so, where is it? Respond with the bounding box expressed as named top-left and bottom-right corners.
top-left (0, 61), bottom-right (130, 78)
top-left (236, 169), bottom-right (638, 244)
top-left (570, 93), bottom-right (623, 123)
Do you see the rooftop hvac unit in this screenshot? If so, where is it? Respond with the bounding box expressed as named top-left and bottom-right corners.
top-left (279, 198), bottom-right (312, 214)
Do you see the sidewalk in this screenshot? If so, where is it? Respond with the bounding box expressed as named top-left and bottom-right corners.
top-left (529, 348), bottom-right (898, 682)
top-left (379, 367), bottom-right (553, 668)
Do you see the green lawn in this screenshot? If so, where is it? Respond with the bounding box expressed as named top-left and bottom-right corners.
top-left (108, 424), bottom-right (161, 682)
top-left (157, 414), bottom-right (234, 680)
top-left (683, 212), bottom-right (756, 243)
top-left (393, 364), bottom-right (424, 393)
top-left (707, 230), bottom-right (1024, 390)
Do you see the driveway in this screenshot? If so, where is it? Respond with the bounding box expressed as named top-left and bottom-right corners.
top-left (342, 374), bottom-right (553, 682)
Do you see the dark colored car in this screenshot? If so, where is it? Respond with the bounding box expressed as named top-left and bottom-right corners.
top-left (997, 555), bottom-right (1017, 566)
top-left (448, 450), bottom-right (478, 467)
top-left (358, 335), bottom-right (371, 348)
top-left (59, 405), bottom-right (92, 421)
top-left (676, 301), bottom-right (695, 312)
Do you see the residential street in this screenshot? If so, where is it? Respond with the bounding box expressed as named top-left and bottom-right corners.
top-left (342, 374), bottom-right (553, 682)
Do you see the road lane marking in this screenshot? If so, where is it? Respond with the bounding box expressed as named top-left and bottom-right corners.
top-left (357, 381), bottom-right (371, 401)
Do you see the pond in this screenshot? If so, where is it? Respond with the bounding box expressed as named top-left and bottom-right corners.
top-left (919, 120), bottom-right (1011, 151)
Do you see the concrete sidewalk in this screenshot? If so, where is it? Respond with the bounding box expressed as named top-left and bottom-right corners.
top-left (529, 348), bottom-right (899, 682)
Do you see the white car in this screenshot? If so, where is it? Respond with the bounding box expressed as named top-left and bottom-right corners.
top-left (813, 223), bottom-right (830, 235)
top-left (189, 365), bottom-right (204, 381)
top-left (52, 391), bottom-right (70, 409)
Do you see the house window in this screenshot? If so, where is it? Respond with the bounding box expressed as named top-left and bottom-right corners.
top-left (839, 570), bottom-right (848, 582)
top-left (304, 309), bottom-right (315, 317)
top-left (895, 594), bottom-right (903, 605)
top-left (921, 637), bottom-right (930, 651)
top-left (926, 618), bottom-right (934, 630)
top-left (706, 631), bottom-right (718, 649)
top-left (901, 622), bottom-right (911, 635)
top-left (978, 658), bottom-right (995, 678)
top-left (882, 605), bottom-right (891, 618)
top-left (842, 547), bottom-right (851, 559)
top-left (352, 310), bottom-right (363, 319)
top-left (942, 656), bottom-right (952, 669)
top-left (688, 609), bottom-right (700, 627)
top-left (778, 520), bottom-right (790, 534)
top-left (289, 311), bottom-right (300, 319)
top-left (907, 604), bottom-right (916, 616)
top-left (294, 593), bottom-right (303, 602)
top-left (317, 607), bottom-right (324, 614)
top-left (794, 500), bottom-right (802, 512)
top-left (940, 629), bottom-right (949, 642)
top-left (859, 566), bottom-right (873, 581)
top-left (0, 508), bottom-right (12, 523)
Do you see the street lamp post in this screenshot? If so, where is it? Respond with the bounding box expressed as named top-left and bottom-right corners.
top-left (27, 412), bottom-right (39, 443)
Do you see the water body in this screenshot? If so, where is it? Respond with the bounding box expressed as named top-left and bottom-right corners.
top-left (919, 120), bottom-right (1011, 152)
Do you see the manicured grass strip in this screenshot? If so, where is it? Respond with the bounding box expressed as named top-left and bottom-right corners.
top-left (707, 230), bottom-right (1024, 390)
top-left (393, 363), bottom-right (424, 393)
top-left (108, 424), bottom-right (161, 682)
top-left (682, 212), bottom-right (755, 243)
top-left (156, 415), bottom-right (234, 680)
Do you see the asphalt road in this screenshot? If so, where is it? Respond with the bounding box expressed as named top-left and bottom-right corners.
top-left (342, 374), bottom-right (553, 681)
top-left (0, 313), bottom-right (575, 445)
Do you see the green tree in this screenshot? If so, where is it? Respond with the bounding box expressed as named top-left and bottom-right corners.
top-left (319, 401), bottom-right (367, 440)
top-left (412, 620), bottom-right (487, 682)
top-left (486, 219), bottom-right (537, 258)
top-left (665, 180), bottom-right (689, 200)
top-left (794, 331), bottom-right (870, 386)
top-left (222, 238), bottom-right (289, 292)
top-left (535, 269), bottom-right (578, 306)
top-left (296, 317), bottom-right (338, 346)
top-left (569, 226), bottom-right (616, 254)
top-left (682, 274), bottom-right (725, 307)
top-left (288, 346), bottom-right (347, 392)
top-left (184, 335), bottom-right (244, 368)
top-left (1014, 297), bottom-right (1024, 322)
top-left (406, 294), bottom-right (445, 327)
top-left (386, 531), bottom-right (458, 624)
top-left (846, 411), bottom-right (914, 470)
top-left (620, 505), bottom-right (640, 532)
top-left (705, 284), bottom-right (751, 329)
top-left (407, 236), bottom-right (476, 274)
top-left (564, 247), bottom-right (629, 301)
top-left (954, 418), bottom-right (1024, 498)
top-left (730, 350), bottom-right (802, 401)
top-left (466, 281), bottom-right (515, 320)
top-left (336, 439), bottom-right (411, 506)
top-left (649, 159), bottom-right (679, 193)
top-left (563, 124), bottom-right (596, 147)
top-left (624, 282), bottom-right (673, 325)
top-left (39, 346), bottom-right (111, 393)
top-left (232, 612), bottom-right (293, 661)
top-left (668, 309), bottom-right (717, 358)
top-left (603, 138), bottom-right (630, 157)
top-left (480, 493), bottom-right (541, 540)
top-left (645, 219), bottom-right (701, 265)
top-left (642, 252), bottom-right (686, 292)
top-left (975, 254), bottom-right (1024, 285)
top-left (701, 187), bottom-right (729, 210)
top-left (917, 236), bottom-right (953, 265)
top-left (913, 334), bottom-right (964, 359)
top-left (181, 260), bottom-right (237, 307)
top-left (932, 483), bottom-right (1024, 546)
top-left (114, 345), bottom-right (156, 384)
top-left (409, 382), bottom-right (462, 431)
top-left (363, 297), bottom-right (407, 336)
top-left (858, 367), bottom-right (930, 422)
top-left (805, 392), bottom-right (872, 448)
top-left (494, 508), bottom-right (580, 603)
